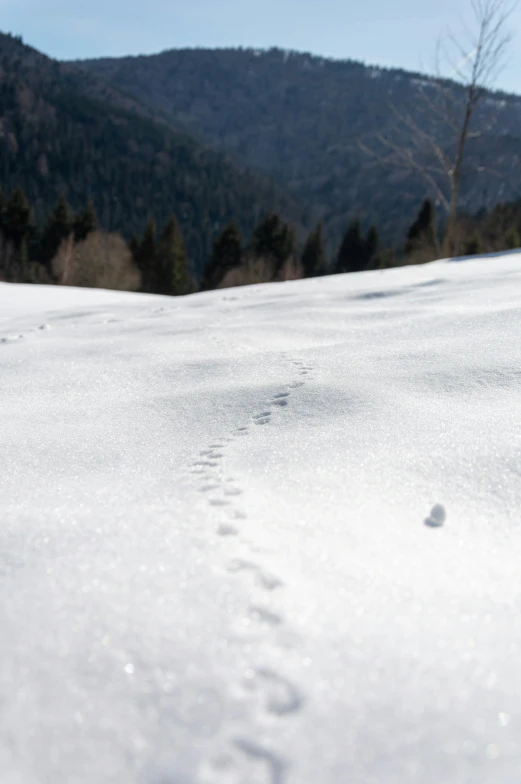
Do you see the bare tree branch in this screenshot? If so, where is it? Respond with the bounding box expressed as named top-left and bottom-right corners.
top-left (358, 0), bottom-right (515, 255)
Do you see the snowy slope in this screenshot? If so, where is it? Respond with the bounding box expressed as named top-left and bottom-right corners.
top-left (1, 253), bottom-right (521, 784)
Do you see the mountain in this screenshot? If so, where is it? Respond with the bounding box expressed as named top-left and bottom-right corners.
top-left (75, 46), bottom-right (521, 245)
top-left (0, 34), bottom-right (307, 274)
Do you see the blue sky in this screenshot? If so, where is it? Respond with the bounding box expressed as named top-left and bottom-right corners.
top-left (2, 0), bottom-right (520, 92)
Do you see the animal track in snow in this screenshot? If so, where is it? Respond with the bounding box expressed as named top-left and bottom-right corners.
top-left (200, 483), bottom-right (221, 493)
top-left (218, 524), bottom-right (239, 537)
top-left (0, 334), bottom-right (24, 344)
top-left (200, 449), bottom-right (224, 459)
top-left (247, 605), bottom-right (283, 628)
top-left (224, 486), bottom-right (243, 497)
top-left (233, 738), bottom-right (287, 784)
top-left (210, 498), bottom-right (231, 508)
top-left (1, 322), bottom-right (52, 346)
top-left (231, 604), bottom-right (284, 642)
top-left (191, 348), bottom-right (309, 782)
top-left (193, 459), bottom-right (219, 467)
top-left (202, 741), bottom-right (286, 784)
top-left (269, 392), bottom-right (290, 408)
top-left (243, 667), bottom-right (304, 717)
top-left (227, 559), bottom-right (284, 591)
top-left (253, 412), bottom-right (271, 425)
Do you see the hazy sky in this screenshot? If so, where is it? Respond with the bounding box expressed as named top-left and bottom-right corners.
top-left (3, 0), bottom-right (520, 92)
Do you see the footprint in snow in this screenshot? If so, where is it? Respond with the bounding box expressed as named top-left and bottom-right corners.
top-left (253, 412), bottom-right (271, 425)
top-left (193, 458), bottom-right (219, 467)
top-left (202, 741), bottom-right (286, 784)
top-left (0, 334), bottom-right (24, 344)
top-left (230, 605), bottom-right (283, 642)
top-left (233, 738), bottom-right (287, 784)
top-left (223, 486), bottom-right (243, 497)
top-left (217, 524), bottom-right (239, 537)
top-left (209, 498), bottom-right (231, 508)
top-left (200, 483), bottom-right (221, 493)
top-left (247, 605), bottom-right (283, 628)
top-left (243, 667), bottom-right (304, 716)
top-left (424, 504), bottom-right (446, 528)
top-left (228, 559), bottom-right (283, 591)
top-left (270, 392), bottom-right (290, 408)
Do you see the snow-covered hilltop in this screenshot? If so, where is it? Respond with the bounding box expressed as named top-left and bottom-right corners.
top-left (2, 253), bottom-right (521, 783)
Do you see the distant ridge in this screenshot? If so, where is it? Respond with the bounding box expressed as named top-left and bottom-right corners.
top-left (0, 33), bottom-right (307, 274)
top-left (75, 45), bottom-right (521, 243)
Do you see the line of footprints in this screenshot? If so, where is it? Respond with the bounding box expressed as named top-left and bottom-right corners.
top-left (191, 355), bottom-right (314, 784)
top-left (0, 301), bottom-right (167, 346)
top-left (0, 323), bottom-right (51, 344)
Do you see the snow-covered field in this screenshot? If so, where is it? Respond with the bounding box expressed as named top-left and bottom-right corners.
top-left (1, 252), bottom-right (521, 784)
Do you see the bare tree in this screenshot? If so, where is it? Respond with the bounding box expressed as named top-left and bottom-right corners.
top-left (360, 0), bottom-right (514, 256)
top-left (52, 231), bottom-right (141, 291)
top-left (51, 234), bottom-right (76, 285)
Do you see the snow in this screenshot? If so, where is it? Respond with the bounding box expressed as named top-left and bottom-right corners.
top-left (484, 97), bottom-right (507, 109)
top-left (1, 251), bottom-right (521, 783)
top-left (411, 77), bottom-right (431, 87)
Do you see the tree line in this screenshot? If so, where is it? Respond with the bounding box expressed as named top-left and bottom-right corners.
top-left (1, 186), bottom-right (520, 294)
top-left (0, 186), bottom-right (386, 291)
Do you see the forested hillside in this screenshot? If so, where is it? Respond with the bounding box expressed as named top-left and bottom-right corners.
top-left (77, 47), bottom-right (521, 244)
top-left (0, 34), bottom-right (307, 274)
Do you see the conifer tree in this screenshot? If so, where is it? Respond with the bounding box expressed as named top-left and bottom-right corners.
top-left (18, 236), bottom-right (29, 275)
top-left (74, 200), bottom-right (97, 242)
top-left (136, 218), bottom-right (157, 293)
top-left (253, 213), bottom-right (280, 257)
top-left (201, 221), bottom-right (242, 290)
top-left (301, 222), bottom-right (325, 278)
top-left (252, 213), bottom-right (295, 275)
top-left (276, 223), bottom-right (296, 272)
top-left (40, 193), bottom-right (73, 267)
top-left (364, 225), bottom-right (380, 270)
top-left (464, 235), bottom-right (484, 256)
top-left (404, 199), bottom-right (437, 255)
top-left (5, 187), bottom-right (32, 250)
top-left (0, 188), bottom-right (6, 237)
top-left (155, 215), bottom-right (191, 296)
top-left (336, 219), bottom-right (365, 273)
top-left (128, 233), bottom-right (140, 263)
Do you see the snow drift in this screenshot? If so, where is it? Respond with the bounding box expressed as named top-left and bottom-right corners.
top-left (1, 252), bottom-right (521, 784)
